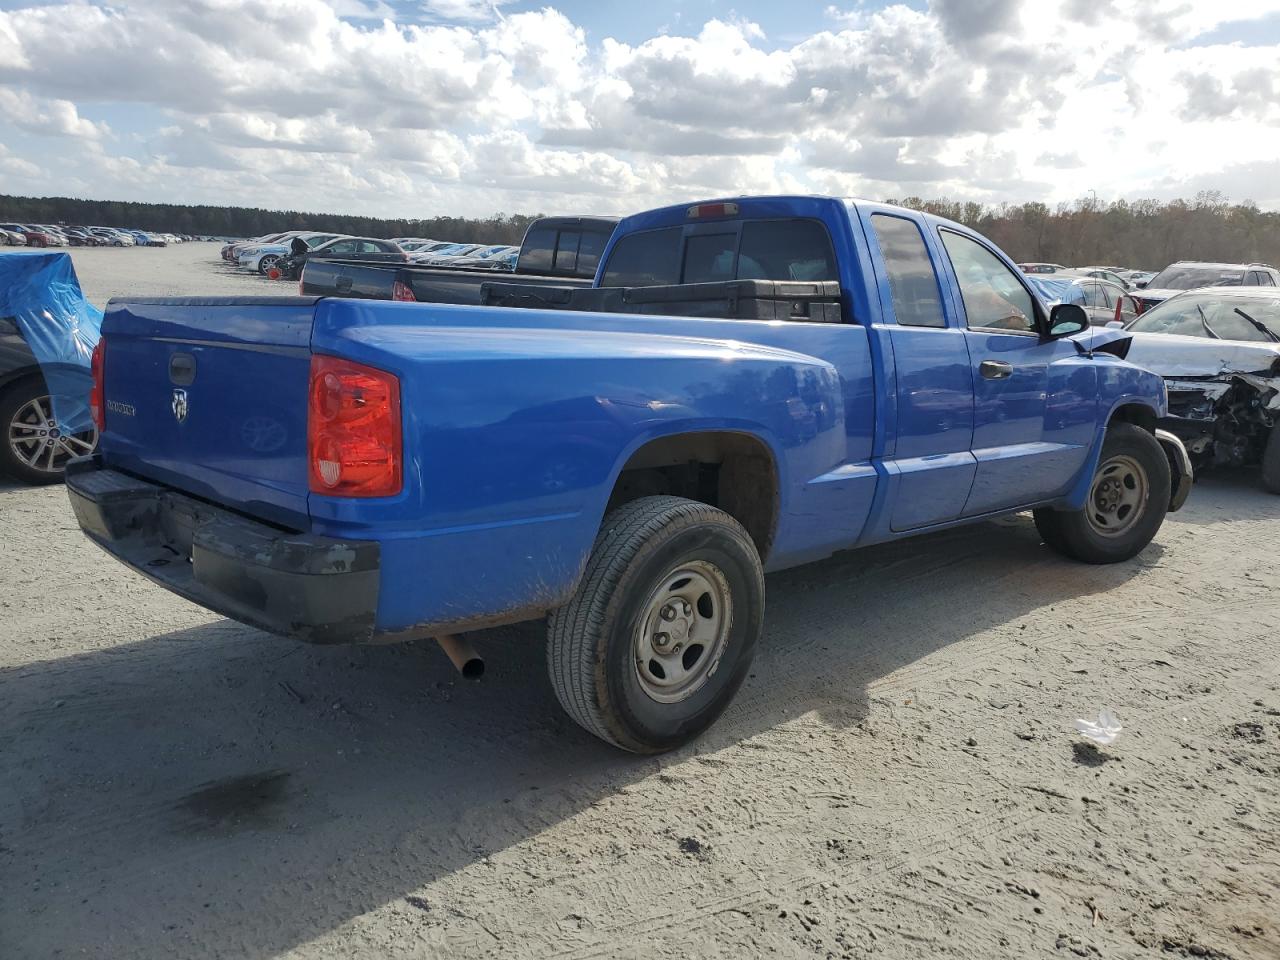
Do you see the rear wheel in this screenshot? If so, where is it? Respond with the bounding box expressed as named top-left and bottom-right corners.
top-left (0, 379), bottom-right (99, 484)
top-left (546, 496), bottom-right (765, 753)
top-left (1034, 423), bottom-right (1169, 564)
top-left (1261, 422), bottom-right (1280, 494)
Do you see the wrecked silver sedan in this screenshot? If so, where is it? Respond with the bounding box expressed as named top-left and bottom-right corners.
top-left (1121, 288), bottom-right (1280, 492)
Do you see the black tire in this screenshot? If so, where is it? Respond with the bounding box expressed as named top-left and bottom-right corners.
top-left (1034, 423), bottom-right (1170, 564)
top-left (547, 496), bottom-right (765, 753)
top-left (1261, 423), bottom-right (1280, 494)
top-left (0, 378), bottom-right (96, 485)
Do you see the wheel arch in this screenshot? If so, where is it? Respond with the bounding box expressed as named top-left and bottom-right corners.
top-left (602, 429), bottom-right (781, 563)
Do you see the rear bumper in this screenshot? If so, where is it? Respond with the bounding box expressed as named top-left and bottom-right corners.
top-left (1154, 428), bottom-right (1193, 512)
top-left (65, 457), bottom-right (380, 644)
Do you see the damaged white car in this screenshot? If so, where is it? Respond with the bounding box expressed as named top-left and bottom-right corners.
top-left (1120, 288), bottom-right (1280, 492)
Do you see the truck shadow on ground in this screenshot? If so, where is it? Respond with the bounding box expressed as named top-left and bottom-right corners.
top-left (0, 508), bottom-right (1190, 958)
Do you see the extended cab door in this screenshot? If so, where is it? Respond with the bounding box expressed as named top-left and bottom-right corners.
top-left (935, 229), bottom-right (1095, 517)
top-left (860, 208), bottom-right (977, 531)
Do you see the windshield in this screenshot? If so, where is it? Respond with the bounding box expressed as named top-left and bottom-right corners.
top-left (1147, 265), bottom-right (1244, 290)
top-left (1128, 293), bottom-right (1280, 342)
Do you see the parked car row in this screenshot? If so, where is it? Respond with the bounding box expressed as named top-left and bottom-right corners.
top-left (0, 223), bottom-right (203, 248)
top-left (220, 229), bottom-right (525, 278)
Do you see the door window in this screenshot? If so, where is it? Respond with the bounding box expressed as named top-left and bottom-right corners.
top-left (870, 214), bottom-right (945, 328)
top-left (1117, 295), bottom-right (1139, 323)
top-left (940, 231), bottom-right (1036, 333)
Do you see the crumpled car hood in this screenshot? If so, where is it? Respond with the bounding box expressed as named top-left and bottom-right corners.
top-left (1122, 331), bottom-right (1280, 378)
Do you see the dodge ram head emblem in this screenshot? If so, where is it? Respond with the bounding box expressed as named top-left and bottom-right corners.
top-left (172, 388), bottom-right (188, 423)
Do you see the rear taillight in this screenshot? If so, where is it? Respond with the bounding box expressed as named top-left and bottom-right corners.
top-left (308, 355), bottom-right (402, 497)
top-left (391, 280), bottom-right (416, 302)
top-left (89, 338), bottom-right (105, 430)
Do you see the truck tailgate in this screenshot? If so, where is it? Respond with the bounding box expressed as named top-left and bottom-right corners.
top-left (99, 297), bottom-right (317, 530)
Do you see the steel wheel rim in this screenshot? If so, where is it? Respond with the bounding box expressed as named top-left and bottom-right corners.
top-left (259, 255), bottom-right (279, 273)
top-left (7, 395), bottom-right (99, 473)
top-left (1087, 453), bottom-right (1148, 537)
top-left (633, 560), bottom-right (732, 704)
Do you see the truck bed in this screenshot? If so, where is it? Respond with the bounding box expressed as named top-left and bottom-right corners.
top-left (299, 259), bottom-right (592, 303)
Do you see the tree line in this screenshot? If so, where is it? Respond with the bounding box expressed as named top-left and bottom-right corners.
top-left (889, 191), bottom-right (1280, 270)
top-left (0, 194), bottom-right (542, 245)
top-left (4, 190), bottom-right (1279, 269)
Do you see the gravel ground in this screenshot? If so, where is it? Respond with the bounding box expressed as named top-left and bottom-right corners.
top-left (1, 245), bottom-right (1278, 959)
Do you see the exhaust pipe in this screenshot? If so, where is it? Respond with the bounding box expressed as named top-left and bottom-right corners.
top-left (435, 634), bottom-right (484, 680)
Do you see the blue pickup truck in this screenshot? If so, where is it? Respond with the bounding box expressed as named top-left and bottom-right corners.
top-left (66, 196), bottom-right (1191, 752)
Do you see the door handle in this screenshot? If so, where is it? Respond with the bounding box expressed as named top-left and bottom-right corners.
top-left (980, 360), bottom-right (1013, 380)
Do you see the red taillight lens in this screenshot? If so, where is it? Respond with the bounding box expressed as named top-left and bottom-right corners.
top-left (687, 202), bottom-right (739, 219)
top-left (307, 355), bottom-right (402, 497)
top-left (391, 280), bottom-right (416, 302)
top-left (89, 338), bottom-right (105, 430)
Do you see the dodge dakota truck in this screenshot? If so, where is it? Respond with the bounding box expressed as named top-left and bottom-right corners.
top-left (66, 196), bottom-right (1191, 753)
top-left (298, 215), bottom-right (619, 303)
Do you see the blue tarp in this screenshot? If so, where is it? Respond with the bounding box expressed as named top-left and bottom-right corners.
top-left (1027, 276), bottom-right (1087, 306)
top-left (0, 251), bottom-right (101, 432)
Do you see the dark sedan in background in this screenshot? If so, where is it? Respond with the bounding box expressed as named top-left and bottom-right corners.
top-left (275, 236), bottom-right (406, 279)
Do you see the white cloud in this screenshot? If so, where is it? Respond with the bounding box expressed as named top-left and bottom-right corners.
top-left (1, 0), bottom-right (1279, 216)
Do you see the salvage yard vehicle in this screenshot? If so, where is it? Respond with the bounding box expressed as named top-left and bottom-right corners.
top-left (66, 195), bottom-right (1189, 753)
top-left (300, 215), bottom-right (618, 302)
top-left (1122, 287), bottom-right (1280, 491)
top-left (1134, 261), bottom-right (1280, 311)
top-left (1, 252), bottom-right (101, 483)
top-left (238, 232), bottom-right (343, 275)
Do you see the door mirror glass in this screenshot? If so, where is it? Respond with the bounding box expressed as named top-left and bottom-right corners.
top-left (1048, 303), bottom-right (1089, 337)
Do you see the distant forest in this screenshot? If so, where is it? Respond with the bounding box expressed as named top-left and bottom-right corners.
top-left (0, 194), bottom-right (542, 245)
top-left (3, 190), bottom-right (1278, 270)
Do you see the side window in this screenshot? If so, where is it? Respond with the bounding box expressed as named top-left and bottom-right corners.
top-left (1245, 271), bottom-right (1262, 286)
top-left (869, 214), bottom-right (946, 328)
top-left (1096, 283), bottom-right (1115, 308)
top-left (1118, 295), bottom-right (1139, 323)
top-left (325, 240), bottom-right (357, 255)
top-left (600, 227), bottom-right (682, 287)
top-left (553, 231), bottom-right (581, 273)
top-left (357, 241), bottom-right (383, 254)
top-left (940, 231), bottom-right (1036, 333)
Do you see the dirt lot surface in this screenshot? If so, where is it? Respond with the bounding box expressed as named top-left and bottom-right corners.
top-left (2, 245), bottom-right (1278, 959)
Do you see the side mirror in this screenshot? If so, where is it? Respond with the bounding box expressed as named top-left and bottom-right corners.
top-left (1047, 303), bottom-right (1089, 338)
top-left (1105, 320), bottom-right (1124, 329)
top-left (1136, 280), bottom-right (1148, 289)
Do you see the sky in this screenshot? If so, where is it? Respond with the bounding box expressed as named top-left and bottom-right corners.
top-left (1, 0), bottom-right (1280, 219)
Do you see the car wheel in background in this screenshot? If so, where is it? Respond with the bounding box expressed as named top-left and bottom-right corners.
top-left (1261, 423), bottom-right (1280, 494)
top-left (1034, 423), bottom-right (1170, 564)
top-left (546, 496), bottom-right (765, 753)
top-left (0, 378), bottom-right (100, 485)
top-left (257, 255), bottom-right (281, 275)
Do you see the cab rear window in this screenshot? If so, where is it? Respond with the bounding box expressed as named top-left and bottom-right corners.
top-left (601, 219), bottom-right (837, 287)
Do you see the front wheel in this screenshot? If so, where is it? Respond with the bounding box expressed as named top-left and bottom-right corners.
top-left (257, 255), bottom-right (281, 275)
top-left (547, 496), bottom-right (765, 753)
top-left (1034, 423), bottom-right (1170, 564)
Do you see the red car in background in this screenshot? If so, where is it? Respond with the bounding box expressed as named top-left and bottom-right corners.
top-left (0, 223), bottom-right (55, 247)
